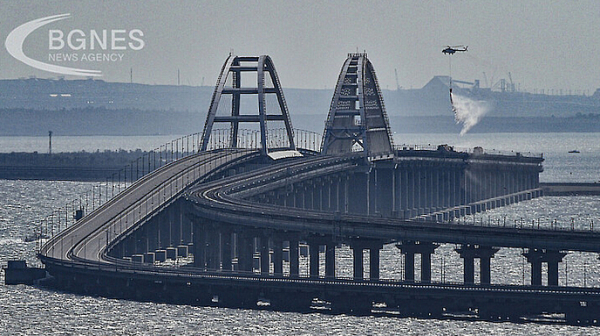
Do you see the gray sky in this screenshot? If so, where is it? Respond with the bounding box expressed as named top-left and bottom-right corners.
top-left (1, 0), bottom-right (599, 92)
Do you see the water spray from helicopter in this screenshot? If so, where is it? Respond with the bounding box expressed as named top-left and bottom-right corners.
top-left (443, 45), bottom-right (491, 136)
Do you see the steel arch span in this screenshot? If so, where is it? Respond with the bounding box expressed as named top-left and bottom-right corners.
top-left (200, 54), bottom-right (296, 156)
top-left (321, 53), bottom-right (394, 157)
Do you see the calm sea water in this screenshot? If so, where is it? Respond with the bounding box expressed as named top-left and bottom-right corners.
top-left (1, 133), bottom-right (599, 335)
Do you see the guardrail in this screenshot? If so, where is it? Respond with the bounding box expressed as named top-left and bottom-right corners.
top-left (41, 149), bottom-right (260, 260)
top-left (445, 213), bottom-right (598, 232)
top-left (35, 128), bottom-right (321, 254)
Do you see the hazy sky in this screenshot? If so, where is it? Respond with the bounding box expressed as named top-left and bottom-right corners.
top-left (1, 0), bottom-right (599, 92)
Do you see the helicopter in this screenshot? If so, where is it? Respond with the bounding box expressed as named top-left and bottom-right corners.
top-left (442, 45), bottom-right (468, 54)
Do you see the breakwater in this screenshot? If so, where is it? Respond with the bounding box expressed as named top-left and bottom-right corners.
top-left (540, 182), bottom-right (600, 196)
top-left (0, 150), bottom-right (151, 181)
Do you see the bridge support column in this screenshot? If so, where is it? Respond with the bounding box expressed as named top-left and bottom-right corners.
top-left (221, 230), bottom-right (232, 271)
top-left (237, 231), bottom-right (254, 273)
top-left (523, 249), bottom-right (567, 286)
top-left (376, 167), bottom-right (393, 216)
top-left (368, 169), bottom-right (376, 216)
top-left (289, 239), bottom-right (299, 277)
top-left (329, 177), bottom-right (339, 213)
top-left (341, 175), bottom-right (349, 213)
top-left (404, 251), bottom-right (415, 282)
top-left (206, 228), bottom-right (220, 271)
top-left (350, 241), bottom-right (383, 280)
top-left (179, 202), bottom-right (193, 245)
top-left (309, 242), bottom-right (320, 279)
top-left (396, 241), bottom-right (438, 283)
top-left (192, 223), bottom-right (206, 269)
top-left (369, 244), bottom-right (381, 280)
top-left (421, 250), bottom-right (432, 283)
top-left (147, 221), bottom-right (158, 252)
top-left (348, 172), bottom-right (368, 215)
top-left (305, 183), bottom-right (314, 210)
top-left (306, 236), bottom-right (336, 279)
top-left (352, 246), bottom-right (363, 280)
top-left (298, 185), bottom-right (307, 209)
top-left (314, 179), bottom-right (323, 211)
top-left (321, 178), bottom-right (330, 211)
top-left (456, 245), bottom-right (499, 285)
top-left (325, 242), bottom-right (336, 278)
top-left (272, 238), bottom-right (283, 276)
top-left (260, 235), bottom-right (270, 275)
top-left (548, 259), bottom-right (560, 287)
top-left (480, 253), bottom-right (492, 285)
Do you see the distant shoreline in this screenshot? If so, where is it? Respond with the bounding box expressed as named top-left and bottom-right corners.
top-left (0, 108), bottom-right (599, 136)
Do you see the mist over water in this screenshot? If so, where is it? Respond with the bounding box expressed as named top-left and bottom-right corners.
top-left (451, 93), bottom-right (492, 136)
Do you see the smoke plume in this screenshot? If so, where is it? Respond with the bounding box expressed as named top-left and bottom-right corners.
top-left (451, 93), bottom-right (491, 136)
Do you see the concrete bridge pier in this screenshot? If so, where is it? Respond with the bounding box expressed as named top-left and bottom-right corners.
top-left (236, 230), bottom-right (255, 273)
top-left (397, 168), bottom-right (408, 218)
top-left (177, 201), bottom-right (193, 245)
top-left (306, 236), bottom-right (336, 278)
top-left (169, 207), bottom-right (182, 248)
top-left (272, 238), bottom-right (284, 276)
top-left (312, 179), bottom-right (323, 211)
top-left (523, 249), bottom-right (567, 286)
top-left (455, 245), bottom-right (499, 285)
top-left (323, 176), bottom-right (338, 213)
top-left (221, 230), bottom-right (233, 271)
top-left (288, 238), bottom-right (300, 277)
top-left (348, 172), bottom-right (368, 215)
top-left (325, 242), bottom-right (336, 278)
top-left (396, 241), bottom-right (438, 283)
top-left (350, 240), bottom-right (383, 280)
top-left (145, 220), bottom-right (159, 254)
top-left (260, 234), bottom-right (270, 275)
top-left (291, 184), bottom-right (301, 208)
top-left (372, 167), bottom-right (393, 216)
top-left (205, 227), bottom-right (220, 270)
top-left (309, 242), bottom-right (319, 278)
top-left (159, 210), bottom-right (171, 250)
top-left (192, 223), bottom-right (206, 269)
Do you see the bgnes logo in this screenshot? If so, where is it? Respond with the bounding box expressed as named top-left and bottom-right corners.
top-left (5, 13), bottom-right (145, 77)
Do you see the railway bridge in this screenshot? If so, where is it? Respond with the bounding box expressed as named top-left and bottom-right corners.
top-left (38, 54), bottom-right (600, 325)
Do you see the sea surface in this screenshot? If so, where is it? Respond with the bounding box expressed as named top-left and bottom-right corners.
top-left (1, 133), bottom-right (599, 335)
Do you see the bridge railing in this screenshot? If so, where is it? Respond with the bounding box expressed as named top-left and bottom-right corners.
top-left (445, 214), bottom-right (598, 232)
top-left (203, 128), bottom-right (322, 153)
top-left (395, 144), bottom-right (543, 159)
top-left (35, 128), bottom-right (322, 252)
top-left (41, 148), bottom-right (259, 261)
top-left (34, 131), bottom-right (204, 252)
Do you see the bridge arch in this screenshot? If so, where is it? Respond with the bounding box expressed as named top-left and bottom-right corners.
top-left (200, 54), bottom-right (296, 156)
top-left (321, 53), bottom-right (394, 157)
